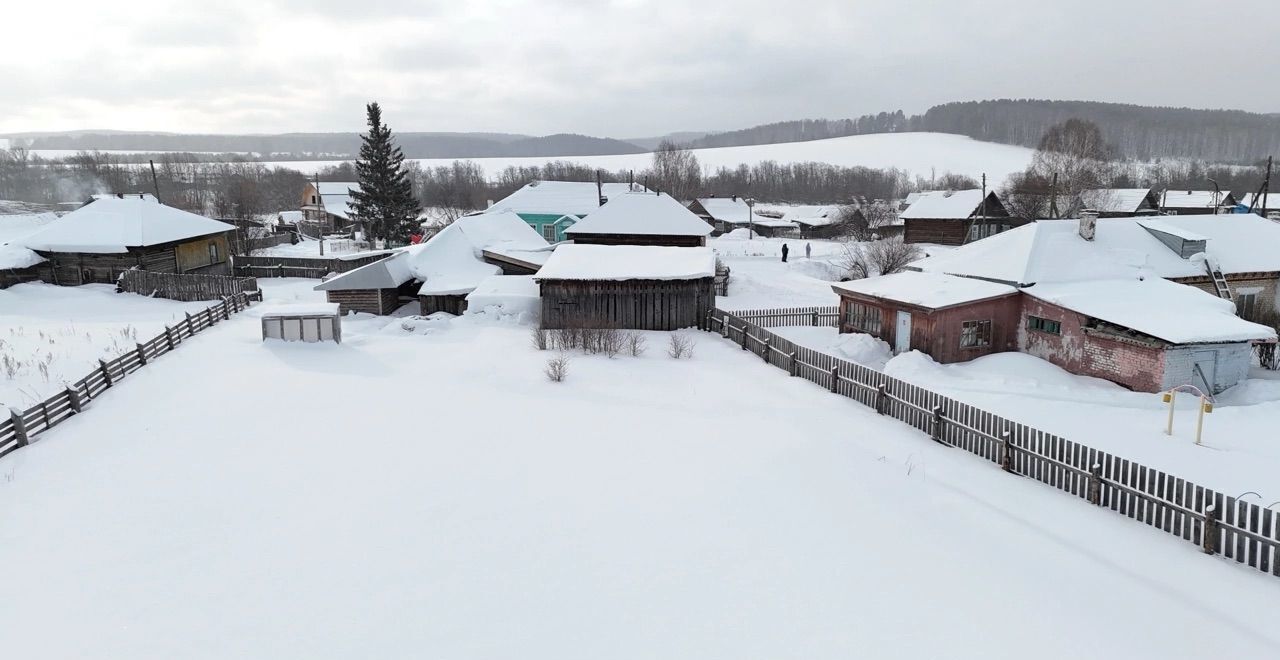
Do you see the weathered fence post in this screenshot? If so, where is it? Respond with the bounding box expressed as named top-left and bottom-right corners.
top-left (875, 384), bottom-right (887, 415)
top-left (136, 343), bottom-right (148, 366)
top-left (811, 310), bottom-right (819, 326)
top-left (761, 337), bottom-right (771, 362)
top-left (721, 314), bottom-right (730, 338)
top-left (740, 327), bottom-right (749, 351)
top-left (221, 297), bottom-right (231, 320)
top-left (829, 365), bottom-right (839, 393)
top-left (789, 352), bottom-right (798, 377)
top-left (10, 408), bottom-right (28, 447)
top-left (999, 431), bottom-right (1013, 473)
top-left (277, 264), bottom-right (284, 279)
top-left (98, 359), bottom-right (113, 387)
top-left (930, 406), bottom-right (945, 444)
top-left (1087, 463), bottom-right (1102, 505)
top-left (164, 325), bottom-right (175, 351)
top-left (66, 387), bottom-right (82, 413)
top-left (1202, 504), bottom-right (1220, 555)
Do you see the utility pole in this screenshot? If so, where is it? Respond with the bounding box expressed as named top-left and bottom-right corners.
top-left (1209, 178), bottom-right (1221, 215)
top-left (314, 173), bottom-right (324, 256)
top-left (148, 160), bottom-right (162, 203)
top-left (1049, 172), bottom-right (1059, 219)
top-left (746, 197), bottom-right (756, 240)
top-left (1248, 156), bottom-right (1272, 216)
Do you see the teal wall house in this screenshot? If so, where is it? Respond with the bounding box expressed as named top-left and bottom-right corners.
top-left (489, 180), bottom-right (648, 242)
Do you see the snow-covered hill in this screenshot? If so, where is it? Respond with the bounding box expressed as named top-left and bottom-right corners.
top-left (260, 132), bottom-right (1035, 185)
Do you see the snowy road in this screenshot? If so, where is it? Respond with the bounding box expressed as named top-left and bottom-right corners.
top-left (1, 298), bottom-right (1276, 658)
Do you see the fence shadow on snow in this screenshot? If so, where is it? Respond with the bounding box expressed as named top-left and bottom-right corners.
top-left (711, 305), bottom-right (1280, 580)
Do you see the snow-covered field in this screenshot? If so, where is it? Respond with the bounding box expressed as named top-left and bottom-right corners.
top-left (249, 132), bottom-right (1034, 185)
top-left (0, 283), bottom-right (209, 410)
top-left (766, 325), bottom-right (1280, 498)
top-left (0, 277), bottom-right (1275, 658)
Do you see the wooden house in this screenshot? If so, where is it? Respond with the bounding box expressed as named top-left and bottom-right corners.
top-left (536, 244), bottom-right (716, 330)
top-left (1236, 193), bottom-right (1280, 219)
top-left (564, 192), bottom-right (713, 247)
top-left (0, 212), bottom-right (56, 290)
top-left (300, 182), bottom-right (358, 234)
top-left (488, 180), bottom-right (649, 242)
top-left (1159, 190), bottom-right (1236, 216)
top-left (1078, 188), bottom-right (1161, 218)
top-left (21, 196), bottom-right (234, 286)
top-left (900, 189), bottom-right (1014, 245)
top-left (688, 196), bottom-right (800, 238)
top-left (314, 209), bottom-right (550, 315)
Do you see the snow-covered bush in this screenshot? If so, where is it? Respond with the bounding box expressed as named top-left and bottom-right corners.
top-left (544, 353), bottom-right (570, 382)
top-left (625, 331), bottom-right (646, 357)
top-left (668, 332), bottom-right (695, 359)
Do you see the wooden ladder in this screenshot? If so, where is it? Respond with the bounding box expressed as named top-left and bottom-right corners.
top-left (1205, 261), bottom-right (1233, 300)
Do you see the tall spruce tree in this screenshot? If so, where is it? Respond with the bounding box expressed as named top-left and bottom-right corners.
top-left (350, 102), bottom-right (420, 243)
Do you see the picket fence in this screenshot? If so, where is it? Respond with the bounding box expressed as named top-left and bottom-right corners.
top-left (118, 270), bottom-right (260, 302)
top-left (711, 306), bottom-right (1280, 580)
top-left (231, 253), bottom-right (391, 279)
top-left (0, 292), bottom-right (255, 461)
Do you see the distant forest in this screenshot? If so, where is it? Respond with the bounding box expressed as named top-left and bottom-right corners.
top-left (686, 101), bottom-right (1280, 163)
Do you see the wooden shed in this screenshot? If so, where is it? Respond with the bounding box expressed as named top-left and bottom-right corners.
top-left (831, 271), bottom-right (1021, 361)
top-left (564, 192), bottom-right (712, 247)
top-left (261, 303), bottom-right (342, 343)
top-left (22, 196), bottom-right (234, 286)
top-left (314, 251), bottom-right (410, 315)
top-left (536, 244), bottom-right (716, 330)
top-left (900, 189), bottom-right (1014, 246)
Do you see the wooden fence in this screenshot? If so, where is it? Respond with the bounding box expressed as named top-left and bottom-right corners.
top-left (233, 233), bottom-right (294, 254)
top-left (118, 270), bottom-right (260, 302)
top-left (231, 253), bottom-right (392, 279)
top-left (1, 292), bottom-right (255, 462)
top-left (723, 305), bottom-right (839, 328)
top-left (711, 306), bottom-right (1280, 580)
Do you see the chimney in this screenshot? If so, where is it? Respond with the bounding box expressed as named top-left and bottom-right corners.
top-left (1079, 209), bottom-right (1099, 241)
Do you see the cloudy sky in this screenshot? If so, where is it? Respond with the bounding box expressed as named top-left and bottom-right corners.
top-left (2, 0), bottom-right (1274, 137)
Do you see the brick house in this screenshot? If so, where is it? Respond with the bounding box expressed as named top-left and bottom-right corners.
top-left (833, 271), bottom-right (1272, 393)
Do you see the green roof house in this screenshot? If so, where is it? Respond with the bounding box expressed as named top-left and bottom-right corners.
top-left (489, 180), bottom-right (648, 242)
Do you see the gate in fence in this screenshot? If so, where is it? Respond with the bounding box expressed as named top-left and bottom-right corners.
top-left (711, 305), bottom-right (1280, 580)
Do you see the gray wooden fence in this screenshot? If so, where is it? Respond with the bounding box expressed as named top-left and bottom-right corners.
top-left (118, 270), bottom-right (260, 302)
top-left (231, 253), bottom-right (392, 279)
top-left (713, 305), bottom-right (1280, 580)
top-left (1, 292), bottom-right (255, 462)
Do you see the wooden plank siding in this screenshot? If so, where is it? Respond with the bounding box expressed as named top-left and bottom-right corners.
top-left (232, 253), bottom-right (392, 279)
top-left (419, 294), bottom-right (468, 316)
top-left (540, 278), bottom-right (714, 330)
top-left (326, 288), bottom-right (400, 315)
top-left (710, 305), bottom-right (1280, 581)
top-left (117, 270), bottom-right (259, 302)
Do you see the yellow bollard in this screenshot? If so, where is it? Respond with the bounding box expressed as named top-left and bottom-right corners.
top-left (1195, 397), bottom-right (1213, 446)
top-left (1163, 390), bottom-right (1175, 436)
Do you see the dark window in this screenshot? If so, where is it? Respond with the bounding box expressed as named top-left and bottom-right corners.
top-left (845, 302), bottom-right (882, 335)
top-left (1027, 316), bottom-right (1061, 335)
top-left (1236, 293), bottom-right (1258, 320)
top-left (960, 320), bottom-right (992, 348)
top-left (208, 242), bottom-right (220, 264)
top-left (311, 195), bottom-right (317, 204)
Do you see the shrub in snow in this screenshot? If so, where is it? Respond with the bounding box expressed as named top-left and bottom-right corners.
top-left (531, 327), bottom-right (549, 351)
top-left (542, 320), bottom-right (625, 357)
top-left (544, 353), bottom-right (570, 382)
top-left (668, 332), bottom-right (695, 359)
top-left (838, 237), bottom-right (922, 280)
top-left (625, 331), bottom-right (646, 357)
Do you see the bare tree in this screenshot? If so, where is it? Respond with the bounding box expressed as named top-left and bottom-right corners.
top-left (838, 237), bottom-right (922, 280)
top-left (646, 140), bottom-right (701, 200)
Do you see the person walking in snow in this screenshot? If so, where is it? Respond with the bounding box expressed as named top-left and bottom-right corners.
top-left (781, 243), bottom-right (790, 263)
top-left (805, 242), bottom-right (812, 259)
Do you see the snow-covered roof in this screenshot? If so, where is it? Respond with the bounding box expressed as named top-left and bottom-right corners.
top-left (22, 197), bottom-right (233, 254)
top-left (695, 197), bottom-right (758, 223)
top-left (314, 209), bottom-right (550, 296)
top-left (0, 213), bottom-right (57, 269)
top-left (780, 205), bottom-right (840, 226)
top-left (260, 302), bottom-right (341, 318)
top-left (490, 180), bottom-right (648, 217)
top-left (314, 182), bottom-right (357, 221)
top-left (464, 275), bottom-right (540, 314)
top-left (899, 189), bottom-right (986, 220)
top-left (910, 214), bottom-right (1280, 285)
top-left (1237, 193), bottom-right (1280, 212)
top-left (830, 271), bottom-right (1017, 309)
top-left (1025, 278), bottom-right (1275, 344)
top-left (1135, 218), bottom-right (1205, 242)
top-left (277, 210), bottom-right (304, 222)
top-left (1160, 190), bottom-right (1232, 209)
top-left (1079, 188), bottom-right (1154, 214)
top-left (565, 192), bottom-right (713, 237)
top-left (89, 193), bottom-right (158, 203)
top-left (535, 245), bottom-right (716, 281)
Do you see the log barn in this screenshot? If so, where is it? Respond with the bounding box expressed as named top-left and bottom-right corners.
top-left (536, 244), bottom-right (716, 330)
top-left (565, 192), bottom-right (712, 247)
top-left (21, 196), bottom-right (234, 286)
top-left (900, 189), bottom-right (1015, 246)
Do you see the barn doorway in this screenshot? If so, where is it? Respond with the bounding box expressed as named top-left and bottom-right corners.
top-left (1191, 351), bottom-right (1218, 394)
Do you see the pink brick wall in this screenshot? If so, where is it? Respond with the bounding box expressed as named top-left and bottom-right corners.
top-left (1018, 296), bottom-right (1165, 392)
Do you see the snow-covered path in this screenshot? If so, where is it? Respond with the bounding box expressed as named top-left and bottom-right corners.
top-left (1, 306), bottom-right (1276, 659)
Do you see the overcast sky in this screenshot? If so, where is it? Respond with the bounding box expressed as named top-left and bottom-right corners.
top-left (2, 0), bottom-right (1274, 138)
